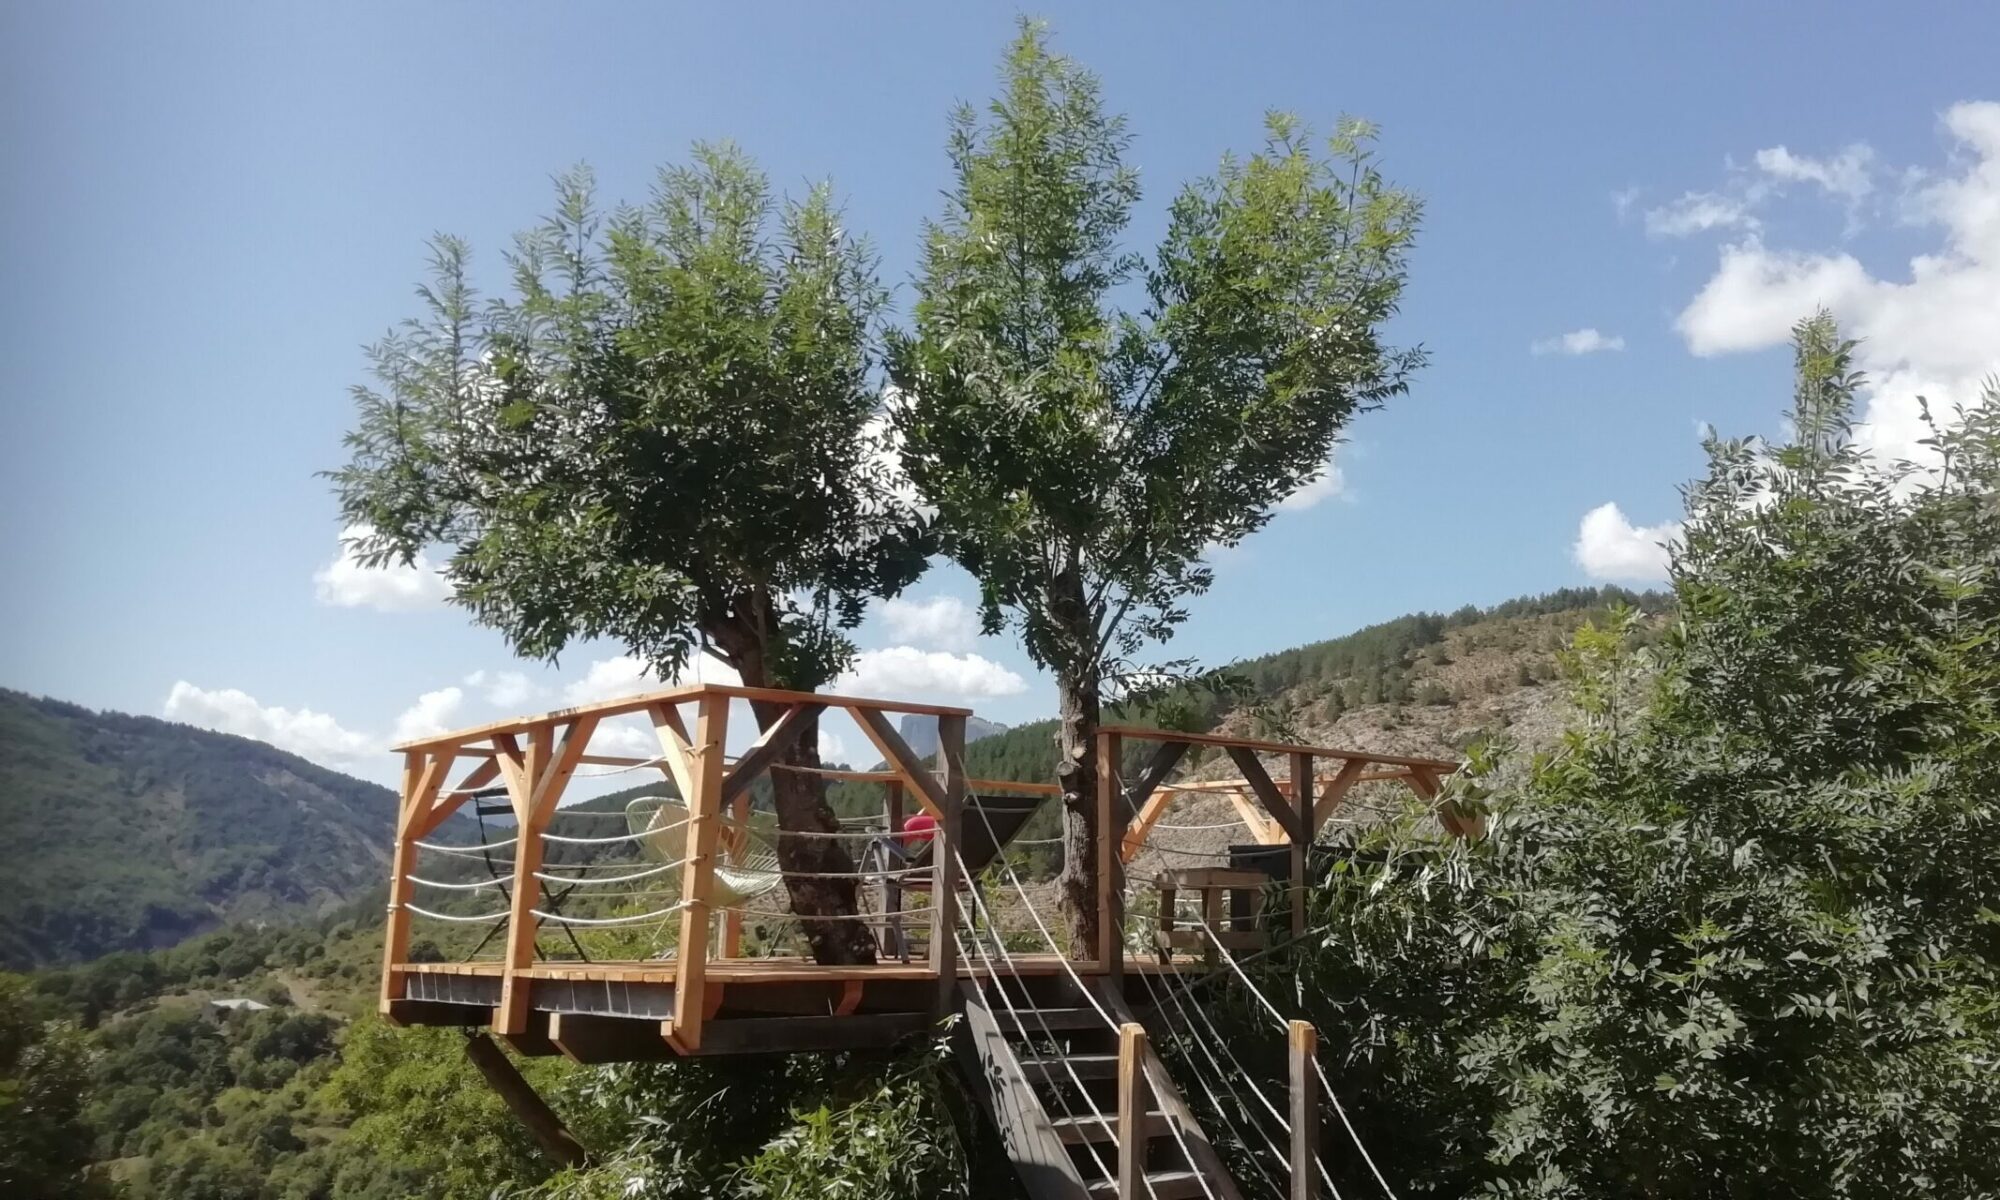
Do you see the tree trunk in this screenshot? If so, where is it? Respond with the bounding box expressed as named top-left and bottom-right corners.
top-left (753, 700), bottom-right (880, 965)
top-left (1053, 667), bottom-right (1103, 958)
top-left (708, 604), bottom-right (876, 966)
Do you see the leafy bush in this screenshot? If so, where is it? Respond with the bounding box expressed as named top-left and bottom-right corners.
top-left (1276, 317), bottom-right (2000, 1198)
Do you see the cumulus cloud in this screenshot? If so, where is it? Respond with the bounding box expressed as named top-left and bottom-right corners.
top-left (836, 647), bottom-right (1027, 700)
top-left (464, 669), bottom-right (537, 709)
top-left (1277, 453), bottom-right (1346, 511)
top-left (819, 730), bottom-right (848, 763)
top-left (164, 682), bottom-right (376, 768)
top-left (1754, 143), bottom-right (1876, 200)
top-left (1574, 503), bottom-right (1681, 583)
top-left (560, 652), bottom-right (740, 706)
top-left (392, 687), bottom-right (464, 744)
top-left (882, 595), bottom-right (980, 651)
top-left (1531, 328), bottom-right (1626, 356)
top-left (313, 525), bottom-right (451, 612)
top-left (1674, 101), bottom-right (2000, 466)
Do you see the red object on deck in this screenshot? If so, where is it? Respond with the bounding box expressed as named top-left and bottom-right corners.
top-left (902, 812), bottom-right (937, 846)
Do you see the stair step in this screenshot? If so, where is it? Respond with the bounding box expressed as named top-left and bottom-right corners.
top-left (1022, 1053), bottom-right (1119, 1082)
top-left (1000, 1007), bottom-right (1111, 1033)
top-left (1087, 1170), bottom-right (1208, 1199)
top-left (1049, 1112), bottom-right (1169, 1144)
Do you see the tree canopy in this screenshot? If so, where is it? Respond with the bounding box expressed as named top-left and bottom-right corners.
top-left (887, 19), bottom-right (1423, 945)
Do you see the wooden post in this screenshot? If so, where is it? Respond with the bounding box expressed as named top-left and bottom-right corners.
top-left (933, 714), bottom-right (967, 1014)
top-left (668, 692), bottom-right (729, 1052)
top-left (1097, 730), bottom-right (1125, 975)
top-left (380, 751), bottom-right (444, 1013)
top-left (493, 719), bottom-right (595, 1035)
top-left (1289, 1020), bottom-right (1319, 1200)
top-left (884, 779), bottom-right (906, 958)
top-left (1290, 752), bottom-right (1313, 940)
top-left (1117, 1022), bottom-right (1150, 1198)
top-left (465, 1033), bottom-right (590, 1170)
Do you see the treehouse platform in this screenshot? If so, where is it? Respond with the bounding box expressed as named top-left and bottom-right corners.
top-left (377, 682), bottom-right (1465, 1198)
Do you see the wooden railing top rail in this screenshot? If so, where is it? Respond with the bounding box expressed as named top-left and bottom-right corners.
top-left (1097, 723), bottom-right (1460, 772)
top-left (393, 682), bottom-right (975, 752)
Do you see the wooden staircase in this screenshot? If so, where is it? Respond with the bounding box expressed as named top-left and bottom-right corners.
top-left (956, 975), bottom-right (1244, 1200)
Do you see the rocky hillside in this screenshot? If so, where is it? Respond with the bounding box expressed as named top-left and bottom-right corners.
top-left (0, 690), bottom-right (403, 968)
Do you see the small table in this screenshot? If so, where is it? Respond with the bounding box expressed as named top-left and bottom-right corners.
top-left (1153, 868), bottom-right (1270, 966)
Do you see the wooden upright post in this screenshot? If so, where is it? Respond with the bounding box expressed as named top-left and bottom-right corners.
top-left (668, 692), bottom-right (729, 1052)
top-left (1289, 1020), bottom-right (1320, 1200)
top-left (932, 714), bottom-right (967, 1014)
top-left (494, 719), bottom-right (595, 1035)
top-left (1289, 752), bottom-right (1313, 940)
top-left (381, 751), bottom-right (444, 1013)
top-left (1097, 730), bottom-right (1125, 975)
top-left (1117, 1022), bottom-right (1150, 1198)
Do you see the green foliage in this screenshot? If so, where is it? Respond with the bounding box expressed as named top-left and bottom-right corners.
top-left (333, 145), bottom-right (927, 690)
top-left (1274, 316), bottom-right (2000, 1197)
top-left (0, 689), bottom-right (399, 968)
top-left (0, 975), bottom-right (104, 1198)
top-left (888, 20), bottom-right (1422, 696)
top-left (522, 1039), bottom-right (982, 1200)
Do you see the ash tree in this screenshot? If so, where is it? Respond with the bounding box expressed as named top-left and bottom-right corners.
top-left (886, 22), bottom-right (1423, 950)
top-left (334, 146), bottom-right (927, 964)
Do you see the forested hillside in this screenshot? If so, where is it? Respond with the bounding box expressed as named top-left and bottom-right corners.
top-left (0, 691), bottom-right (401, 968)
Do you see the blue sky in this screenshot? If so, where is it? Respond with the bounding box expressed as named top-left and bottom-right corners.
top-left (4, 3), bottom-right (1997, 785)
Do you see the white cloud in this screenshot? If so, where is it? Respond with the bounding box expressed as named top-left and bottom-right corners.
top-left (392, 686), bottom-right (464, 744)
top-left (464, 669), bottom-right (537, 709)
top-left (313, 525), bottom-right (451, 612)
top-left (836, 647), bottom-right (1027, 700)
top-left (1277, 453), bottom-right (1346, 511)
top-left (881, 595), bottom-right (980, 651)
top-left (164, 682), bottom-right (376, 768)
top-left (560, 652), bottom-right (740, 706)
top-left (1646, 190), bottom-right (1761, 238)
top-left (1673, 101), bottom-right (2000, 465)
top-left (1754, 143), bottom-right (1876, 200)
top-left (819, 730), bottom-right (848, 763)
top-left (1531, 328), bottom-right (1626, 356)
top-left (1573, 503), bottom-right (1681, 583)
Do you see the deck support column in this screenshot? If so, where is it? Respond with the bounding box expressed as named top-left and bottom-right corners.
top-left (1096, 730), bottom-right (1124, 978)
top-left (1289, 1020), bottom-right (1320, 1200)
top-left (668, 693), bottom-right (729, 1052)
top-left (1289, 752), bottom-right (1313, 940)
top-left (932, 714), bottom-right (967, 1015)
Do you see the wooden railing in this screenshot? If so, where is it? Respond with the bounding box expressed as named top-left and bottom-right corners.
top-left (1094, 724), bottom-right (1467, 975)
top-left (380, 683), bottom-right (1038, 1051)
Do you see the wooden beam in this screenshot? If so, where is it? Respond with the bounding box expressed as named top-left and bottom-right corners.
top-left (1290, 1020), bottom-right (1319, 1200)
top-left (1095, 724), bottom-right (1458, 771)
top-left (464, 1034), bottom-right (589, 1170)
top-left (1226, 788), bottom-right (1285, 845)
top-left (393, 680), bottom-right (972, 753)
top-left (668, 692), bottom-right (729, 1052)
top-left (719, 701), bottom-right (824, 808)
top-left (646, 703), bottom-right (699, 802)
top-left (493, 718), bottom-right (597, 1035)
top-left (1406, 765), bottom-right (1482, 838)
top-left (1097, 730), bottom-right (1124, 974)
top-left (1289, 752), bottom-right (1311, 939)
top-left (933, 714), bottom-right (967, 1014)
top-left (408, 757), bottom-right (496, 842)
top-left (1225, 746), bottom-right (1305, 843)
top-left (1118, 1023), bottom-right (1149, 1200)
top-left (548, 1013), bottom-right (676, 1065)
top-left (381, 749), bottom-right (450, 1013)
top-left (1310, 758), bottom-right (1369, 836)
top-left (852, 707), bottom-right (947, 816)
top-left (1119, 786), bottom-right (1175, 863)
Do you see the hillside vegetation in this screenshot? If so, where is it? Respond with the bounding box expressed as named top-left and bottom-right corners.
top-left (0, 691), bottom-right (400, 968)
